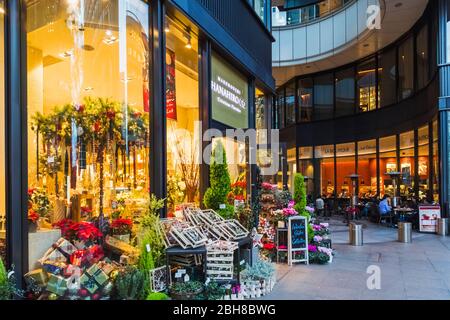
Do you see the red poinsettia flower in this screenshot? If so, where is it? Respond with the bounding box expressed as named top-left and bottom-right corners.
top-left (263, 242), bottom-right (276, 250)
top-left (133, 111), bottom-right (142, 118)
top-left (75, 104), bottom-right (85, 113)
top-left (28, 209), bottom-right (40, 223)
top-left (28, 188), bottom-right (36, 196)
top-left (93, 121), bottom-right (101, 133)
top-left (235, 195), bottom-right (245, 201)
top-left (111, 218), bottom-right (133, 235)
top-left (80, 206), bottom-right (93, 214)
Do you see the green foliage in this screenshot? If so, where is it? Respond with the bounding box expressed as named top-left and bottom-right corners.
top-left (307, 224), bottom-right (314, 243)
top-left (241, 260), bottom-right (276, 281)
top-left (137, 231), bottom-right (155, 297)
top-left (309, 251), bottom-right (330, 264)
top-left (0, 258), bottom-right (12, 300)
top-left (274, 189), bottom-right (292, 209)
top-left (114, 266), bottom-right (145, 300)
top-left (293, 173), bottom-right (310, 220)
top-left (236, 203), bottom-right (253, 230)
top-left (170, 281), bottom-right (204, 294)
top-left (218, 204), bottom-right (235, 220)
top-left (203, 141), bottom-right (232, 218)
top-left (146, 292), bottom-right (170, 300)
top-left (137, 195), bottom-right (166, 268)
top-left (251, 166), bottom-right (263, 228)
top-left (202, 281), bottom-right (225, 300)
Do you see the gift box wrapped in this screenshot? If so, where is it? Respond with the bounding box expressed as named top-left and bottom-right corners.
top-left (97, 260), bottom-right (115, 276)
top-left (24, 269), bottom-right (49, 288)
top-left (80, 263), bottom-right (109, 294)
top-left (42, 261), bottom-right (67, 275)
top-left (46, 274), bottom-right (68, 296)
top-left (70, 245), bottom-right (104, 268)
top-left (38, 238), bottom-right (77, 265)
top-left (80, 273), bottom-right (99, 295)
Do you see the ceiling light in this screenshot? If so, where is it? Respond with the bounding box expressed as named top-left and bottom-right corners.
top-left (0, 8), bottom-right (5, 14)
top-left (105, 30), bottom-right (112, 37)
top-left (164, 20), bottom-right (170, 33)
top-left (185, 27), bottom-right (192, 49)
top-left (84, 87), bottom-right (94, 92)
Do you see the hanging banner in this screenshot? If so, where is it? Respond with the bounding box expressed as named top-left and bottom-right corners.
top-left (166, 49), bottom-right (177, 120)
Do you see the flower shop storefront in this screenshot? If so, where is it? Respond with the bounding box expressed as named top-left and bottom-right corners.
top-left (0, 0), bottom-right (276, 300)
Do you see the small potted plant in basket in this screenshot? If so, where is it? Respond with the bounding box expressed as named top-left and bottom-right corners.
top-left (110, 218), bottom-right (133, 243)
top-left (169, 281), bottom-right (204, 300)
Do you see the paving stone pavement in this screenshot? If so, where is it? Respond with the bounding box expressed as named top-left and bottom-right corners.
top-left (261, 218), bottom-right (450, 300)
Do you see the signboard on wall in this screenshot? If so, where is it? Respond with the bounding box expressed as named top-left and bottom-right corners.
top-left (419, 206), bottom-right (441, 233)
top-left (211, 53), bottom-right (248, 128)
top-left (166, 49), bottom-right (177, 120)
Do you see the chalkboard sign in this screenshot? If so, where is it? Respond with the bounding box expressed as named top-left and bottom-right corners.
top-left (287, 216), bottom-right (309, 265)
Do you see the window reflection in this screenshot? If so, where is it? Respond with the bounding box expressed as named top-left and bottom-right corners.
top-left (398, 36), bottom-right (414, 100)
top-left (357, 140), bottom-right (377, 199)
top-left (313, 74), bottom-right (334, 120)
top-left (335, 68), bottom-right (355, 117)
top-left (315, 145), bottom-right (335, 198)
top-left (399, 131), bottom-right (415, 199)
top-left (298, 78), bottom-right (313, 122)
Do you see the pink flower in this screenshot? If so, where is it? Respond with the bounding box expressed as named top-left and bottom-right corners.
top-left (313, 235), bottom-right (323, 242)
top-left (318, 247), bottom-right (333, 257)
top-left (320, 223), bottom-right (329, 228)
top-left (308, 244), bottom-right (317, 252)
top-left (282, 207), bottom-right (298, 217)
top-left (288, 200), bottom-right (295, 209)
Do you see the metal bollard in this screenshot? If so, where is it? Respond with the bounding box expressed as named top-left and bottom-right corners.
top-left (437, 218), bottom-right (448, 236)
top-left (398, 222), bottom-right (412, 243)
top-left (349, 222), bottom-right (363, 246)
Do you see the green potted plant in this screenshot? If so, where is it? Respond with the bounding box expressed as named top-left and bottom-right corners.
top-left (169, 281), bottom-right (204, 300)
top-left (203, 140), bottom-right (234, 219)
top-left (0, 258), bottom-right (14, 300)
top-left (114, 266), bottom-right (145, 300)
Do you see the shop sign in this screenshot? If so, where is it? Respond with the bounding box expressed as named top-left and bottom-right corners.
top-left (211, 53), bottom-right (249, 128)
top-left (287, 216), bottom-right (309, 266)
top-left (419, 206), bottom-right (441, 233)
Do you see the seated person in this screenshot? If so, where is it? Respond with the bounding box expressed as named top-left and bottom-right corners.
top-left (379, 195), bottom-right (392, 216)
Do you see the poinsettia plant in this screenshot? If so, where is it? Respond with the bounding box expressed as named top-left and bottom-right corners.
top-left (111, 218), bottom-right (133, 235)
top-left (53, 219), bottom-right (103, 244)
top-left (27, 210), bottom-right (40, 223)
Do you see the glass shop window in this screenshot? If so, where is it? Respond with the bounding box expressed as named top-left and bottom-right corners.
top-left (357, 58), bottom-right (377, 113)
top-left (165, 17), bottom-right (200, 213)
top-left (26, 0), bottom-right (151, 243)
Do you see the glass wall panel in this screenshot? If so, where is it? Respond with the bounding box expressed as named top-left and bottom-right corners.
top-left (298, 147), bottom-right (314, 196)
top-left (379, 135), bottom-right (398, 197)
top-left (379, 48), bottom-right (397, 107)
top-left (287, 147), bottom-right (296, 193)
top-left (313, 73), bottom-right (334, 120)
top-left (335, 143), bottom-right (355, 200)
top-left (416, 23), bottom-right (429, 90)
top-left (335, 67), bottom-right (355, 117)
top-left (166, 18), bottom-right (200, 212)
top-left (399, 131), bottom-right (415, 199)
top-left (298, 78), bottom-right (313, 122)
top-left (0, 0), bottom-right (5, 263)
top-left (285, 81), bottom-right (296, 126)
top-left (26, 0), bottom-right (151, 248)
top-left (417, 125), bottom-right (430, 201)
top-left (398, 36), bottom-right (414, 100)
top-left (357, 58), bottom-right (377, 112)
top-left (315, 145), bottom-right (335, 198)
top-left (432, 120), bottom-right (439, 202)
top-left (277, 91), bottom-right (285, 129)
top-left (357, 139), bottom-right (378, 199)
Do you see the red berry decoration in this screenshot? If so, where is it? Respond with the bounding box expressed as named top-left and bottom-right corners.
top-left (92, 293), bottom-right (101, 300)
top-left (93, 121), bottom-right (101, 133)
top-left (106, 110), bottom-right (115, 119)
top-left (78, 288), bottom-right (89, 297)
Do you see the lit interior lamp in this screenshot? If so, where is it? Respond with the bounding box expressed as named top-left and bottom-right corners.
top-left (185, 27), bottom-right (192, 49)
top-left (164, 20), bottom-right (170, 33)
top-left (0, 7), bottom-right (5, 14)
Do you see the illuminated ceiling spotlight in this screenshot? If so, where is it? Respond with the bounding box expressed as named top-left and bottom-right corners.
top-left (84, 86), bottom-right (94, 92)
top-left (164, 19), bottom-right (170, 33)
top-left (0, 7), bottom-right (5, 15)
top-left (185, 27), bottom-right (192, 49)
top-left (59, 49), bottom-right (74, 58)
